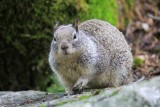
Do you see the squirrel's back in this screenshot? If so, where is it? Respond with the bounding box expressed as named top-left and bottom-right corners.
top-left (79, 19), bottom-right (131, 52)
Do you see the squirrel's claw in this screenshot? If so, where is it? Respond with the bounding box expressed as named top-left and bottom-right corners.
top-left (72, 83), bottom-right (83, 93)
top-left (72, 78), bottom-right (89, 93)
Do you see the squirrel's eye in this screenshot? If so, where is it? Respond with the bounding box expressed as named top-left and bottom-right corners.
top-left (73, 34), bottom-right (77, 39)
top-left (53, 37), bottom-right (57, 41)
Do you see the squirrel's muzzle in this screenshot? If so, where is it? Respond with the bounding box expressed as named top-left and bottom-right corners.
top-left (61, 42), bottom-right (69, 51)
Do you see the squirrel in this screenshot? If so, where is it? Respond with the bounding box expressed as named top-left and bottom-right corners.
top-left (49, 19), bottom-right (133, 95)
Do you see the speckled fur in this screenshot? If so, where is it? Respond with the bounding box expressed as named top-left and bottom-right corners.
top-left (49, 19), bottom-right (133, 94)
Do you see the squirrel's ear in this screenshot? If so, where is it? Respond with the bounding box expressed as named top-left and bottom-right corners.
top-left (54, 21), bottom-right (59, 32)
top-left (73, 18), bottom-right (79, 32)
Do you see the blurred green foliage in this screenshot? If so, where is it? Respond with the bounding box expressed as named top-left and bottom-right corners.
top-left (0, 0), bottom-right (54, 91)
top-left (0, 0), bottom-right (80, 91)
top-left (47, 75), bottom-right (64, 93)
top-left (0, 0), bottom-right (133, 92)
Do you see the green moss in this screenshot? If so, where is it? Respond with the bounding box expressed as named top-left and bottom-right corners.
top-left (79, 0), bottom-right (118, 26)
top-left (38, 105), bottom-right (47, 107)
top-left (56, 99), bottom-right (77, 106)
top-left (79, 94), bottom-right (92, 100)
top-left (56, 101), bottom-right (69, 106)
top-left (109, 90), bottom-right (119, 97)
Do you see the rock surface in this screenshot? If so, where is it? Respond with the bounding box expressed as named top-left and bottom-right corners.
top-left (0, 76), bottom-right (160, 107)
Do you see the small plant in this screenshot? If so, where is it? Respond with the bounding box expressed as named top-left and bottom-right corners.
top-left (133, 57), bottom-right (145, 67)
top-left (47, 75), bottom-right (64, 93)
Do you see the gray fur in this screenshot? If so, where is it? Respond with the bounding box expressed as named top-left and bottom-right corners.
top-left (49, 19), bottom-right (133, 94)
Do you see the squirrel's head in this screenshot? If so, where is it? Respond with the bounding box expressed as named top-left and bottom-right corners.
top-left (52, 19), bottom-right (82, 55)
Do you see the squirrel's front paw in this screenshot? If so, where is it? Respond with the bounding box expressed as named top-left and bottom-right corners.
top-left (72, 77), bottom-right (89, 93)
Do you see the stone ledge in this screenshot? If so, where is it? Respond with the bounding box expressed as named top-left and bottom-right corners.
top-left (0, 76), bottom-right (160, 107)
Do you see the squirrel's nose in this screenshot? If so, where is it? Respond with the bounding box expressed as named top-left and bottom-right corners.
top-left (61, 44), bottom-right (68, 50)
